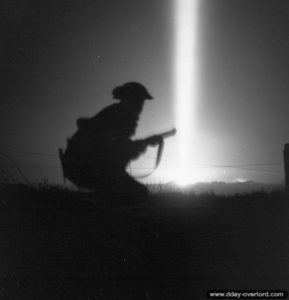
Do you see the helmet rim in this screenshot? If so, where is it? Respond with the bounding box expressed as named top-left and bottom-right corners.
top-left (112, 82), bottom-right (154, 100)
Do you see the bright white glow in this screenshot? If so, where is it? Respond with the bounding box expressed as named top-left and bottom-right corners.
top-left (174, 0), bottom-right (199, 184)
top-left (233, 178), bottom-right (247, 183)
top-left (152, 165), bottom-right (220, 187)
top-left (175, 177), bottom-right (192, 187)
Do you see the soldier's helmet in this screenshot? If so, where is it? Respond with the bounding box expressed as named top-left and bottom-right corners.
top-left (112, 82), bottom-right (154, 100)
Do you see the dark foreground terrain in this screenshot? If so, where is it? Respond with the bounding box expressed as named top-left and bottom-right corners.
top-left (0, 184), bottom-right (288, 299)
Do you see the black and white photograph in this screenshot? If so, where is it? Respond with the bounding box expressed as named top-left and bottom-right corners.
top-left (0, 0), bottom-right (288, 299)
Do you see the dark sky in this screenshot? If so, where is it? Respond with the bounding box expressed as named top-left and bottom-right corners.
top-left (1, 0), bottom-right (289, 184)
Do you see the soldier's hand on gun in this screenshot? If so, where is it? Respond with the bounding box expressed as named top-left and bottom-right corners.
top-left (144, 135), bottom-right (163, 146)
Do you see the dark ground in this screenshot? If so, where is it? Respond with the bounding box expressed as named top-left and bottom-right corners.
top-left (0, 184), bottom-right (288, 299)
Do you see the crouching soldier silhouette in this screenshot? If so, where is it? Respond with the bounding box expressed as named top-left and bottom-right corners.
top-left (59, 82), bottom-right (175, 203)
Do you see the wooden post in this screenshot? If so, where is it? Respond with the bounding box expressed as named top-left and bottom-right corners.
top-left (284, 144), bottom-right (289, 192)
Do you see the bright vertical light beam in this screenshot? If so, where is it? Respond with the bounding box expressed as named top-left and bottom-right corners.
top-left (174, 0), bottom-right (199, 185)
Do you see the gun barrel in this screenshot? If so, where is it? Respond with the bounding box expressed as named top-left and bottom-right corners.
top-left (161, 128), bottom-right (177, 138)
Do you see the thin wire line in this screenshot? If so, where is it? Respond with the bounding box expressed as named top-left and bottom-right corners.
top-left (0, 148), bottom-right (283, 167)
top-left (0, 148), bottom-right (58, 157)
top-left (0, 152), bottom-right (30, 184)
top-left (4, 165), bottom-right (283, 174)
top-left (0, 149), bottom-right (284, 174)
top-left (143, 155), bottom-right (283, 166)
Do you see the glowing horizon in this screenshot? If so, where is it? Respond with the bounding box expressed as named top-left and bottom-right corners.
top-left (174, 0), bottom-right (199, 185)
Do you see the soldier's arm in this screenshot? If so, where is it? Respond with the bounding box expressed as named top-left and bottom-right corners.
top-left (141, 129), bottom-right (176, 146)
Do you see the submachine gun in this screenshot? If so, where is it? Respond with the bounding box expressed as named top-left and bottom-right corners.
top-left (135, 128), bottom-right (177, 178)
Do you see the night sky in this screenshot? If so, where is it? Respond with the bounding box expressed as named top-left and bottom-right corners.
top-left (1, 0), bottom-right (289, 185)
